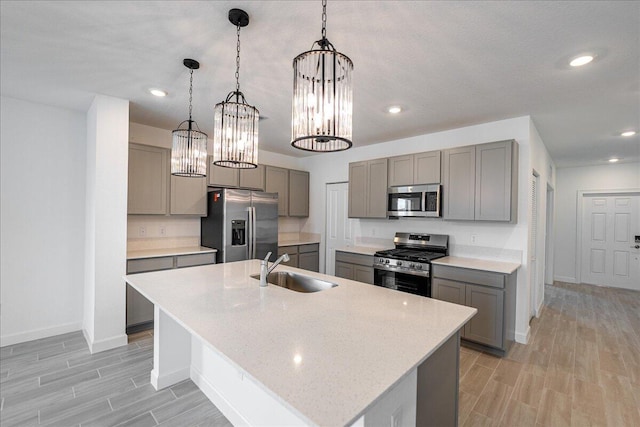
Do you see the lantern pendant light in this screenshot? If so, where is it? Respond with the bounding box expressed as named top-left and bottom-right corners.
top-left (171, 59), bottom-right (208, 177)
top-left (213, 9), bottom-right (259, 169)
top-left (291, 0), bottom-right (353, 152)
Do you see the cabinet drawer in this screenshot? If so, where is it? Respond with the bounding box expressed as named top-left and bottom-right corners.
top-left (335, 261), bottom-right (355, 280)
top-left (433, 265), bottom-right (505, 289)
top-left (298, 243), bottom-right (319, 253)
top-left (127, 257), bottom-right (174, 273)
top-left (335, 251), bottom-right (373, 267)
top-left (278, 245), bottom-right (298, 256)
top-left (176, 253), bottom-right (216, 268)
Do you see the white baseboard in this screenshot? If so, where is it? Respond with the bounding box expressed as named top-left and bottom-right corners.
top-left (150, 366), bottom-right (190, 391)
top-left (515, 326), bottom-right (530, 344)
top-left (85, 332), bottom-right (128, 354)
top-left (554, 275), bottom-right (577, 284)
top-left (190, 365), bottom-right (250, 426)
top-left (0, 322), bottom-right (82, 347)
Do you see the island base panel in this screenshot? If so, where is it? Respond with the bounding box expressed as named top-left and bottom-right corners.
top-left (191, 337), bottom-right (309, 426)
top-left (416, 332), bottom-right (460, 427)
top-left (150, 306), bottom-right (191, 390)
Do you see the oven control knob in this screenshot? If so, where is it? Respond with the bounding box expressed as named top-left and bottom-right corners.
top-left (409, 263), bottom-right (415, 269)
top-left (385, 259), bottom-right (390, 264)
top-left (416, 264), bottom-right (422, 270)
top-left (397, 261), bottom-right (402, 266)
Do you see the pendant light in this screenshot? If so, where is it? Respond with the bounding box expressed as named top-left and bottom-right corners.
top-left (291, 0), bottom-right (353, 152)
top-left (213, 9), bottom-right (259, 169)
top-left (171, 59), bottom-right (208, 177)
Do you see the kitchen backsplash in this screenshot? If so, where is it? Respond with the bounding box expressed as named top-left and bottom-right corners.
top-left (127, 215), bottom-right (309, 251)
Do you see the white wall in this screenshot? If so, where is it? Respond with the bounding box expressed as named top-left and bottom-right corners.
top-left (299, 116), bottom-right (550, 344)
top-left (0, 96), bottom-right (87, 345)
top-left (554, 162), bottom-right (640, 283)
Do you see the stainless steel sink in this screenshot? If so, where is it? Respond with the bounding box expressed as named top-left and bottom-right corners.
top-left (250, 271), bottom-right (338, 293)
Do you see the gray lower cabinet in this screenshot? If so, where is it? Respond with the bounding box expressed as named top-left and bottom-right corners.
top-left (126, 252), bottom-right (216, 333)
top-left (432, 264), bottom-right (516, 356)
top-left (277, 244), bottom-right (319, 272)
top-left (334, 251), bottom-right (374, 284)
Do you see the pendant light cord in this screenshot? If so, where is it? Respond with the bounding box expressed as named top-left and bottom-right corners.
top-left (188, 68), bottom-right (194, 126)
top-left (321, 0), bottom-right (327, 40)
top-left (235, 24), bottom-right (241, 94)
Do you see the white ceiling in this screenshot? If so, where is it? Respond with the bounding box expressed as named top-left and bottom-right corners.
top-left (1, 1), bottom-right (638, 167)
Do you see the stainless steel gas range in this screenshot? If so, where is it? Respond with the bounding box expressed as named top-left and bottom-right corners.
top-left (373, 232), bottom-right (449, 297)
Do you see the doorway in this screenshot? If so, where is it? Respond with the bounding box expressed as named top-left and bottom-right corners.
top-left (579, 191), bottom-right (640, 290)
top-left (529, 172), bottom-right (539, 320)
top-left (325, 182), bottom-right (353, 275)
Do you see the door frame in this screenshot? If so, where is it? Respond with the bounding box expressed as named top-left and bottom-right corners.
top-left (575, 188), bottom-right (640, 284)
top-left (325, 181), bottom-right (350, 275)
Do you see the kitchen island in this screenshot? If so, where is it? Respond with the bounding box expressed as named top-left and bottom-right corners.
top-left (125, 260), bottom-right (476, 426)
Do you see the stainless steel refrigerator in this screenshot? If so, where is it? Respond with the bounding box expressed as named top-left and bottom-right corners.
top-left (201, 189), bottom-right (278, 263)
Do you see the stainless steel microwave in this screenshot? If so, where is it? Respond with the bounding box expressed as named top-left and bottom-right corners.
top-left (387, 184), bottom-right (441, 218)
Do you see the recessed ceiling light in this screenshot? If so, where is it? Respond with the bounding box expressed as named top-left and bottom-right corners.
top-left (569, 55), bottom-right (594, 67)
top-left (388, 106), bottom-right (402, 114)
top-left (608, 158), bottom-right (619, 163)
top-left (149, 88), bottom-right (168, 97)
top-left (620, 131), bottom-right (636, 137)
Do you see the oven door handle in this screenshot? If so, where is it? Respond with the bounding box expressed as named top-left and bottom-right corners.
top-left (373, 264), bottom-right (430, 277)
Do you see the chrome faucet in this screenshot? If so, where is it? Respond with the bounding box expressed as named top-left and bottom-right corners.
top-left (259, 251), bottom-right (290, 287)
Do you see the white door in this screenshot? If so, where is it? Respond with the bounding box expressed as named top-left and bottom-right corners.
top-left (581, 193), bottom-right (640, 290)
top-left (325, 182), bottom-right (353, 275)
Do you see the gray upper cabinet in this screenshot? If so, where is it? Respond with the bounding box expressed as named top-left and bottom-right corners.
top-left (388, 155), bottom-right (414, 187)
top-left (128, 144), bottom-right (168, 215)
top-left (443, 140), bottom-right (518, 222)
top-left (348, 158), bottom-right (388, 218)
top-left (388, 151), bottom-right (441, 187)
top-left (348, 161), bottom-right (368, 218)
top-left (475, 140), bottom-right (518, 222)
top-left (414, 151), bottom-right (441, 184)
top-left (170, 175), bottom-right (206, 215)
top-left (239, 164), bottom-right (265, 191)
top-left (288, 169), bottom-right (309, 217)
top-left (207, 157), bottom-right (239, 188)
top-left (368, 159), bottom-right (388, 218)
top-left (443, 145), bottom-right (476, 220)
top-left (266, 166), bottom-right (289, 216)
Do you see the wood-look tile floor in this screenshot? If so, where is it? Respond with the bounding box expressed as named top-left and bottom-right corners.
top-left (0, 330), bottom-right (232, 426)
top-left (459, 282), bottom-right (640, 427)
top-left (2, 281), bottom-right (639, 426)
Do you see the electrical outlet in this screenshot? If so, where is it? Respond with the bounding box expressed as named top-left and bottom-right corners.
top-left (159, 226), bottom-right (166, 237)
top-left (471, 234), bottom-right (477, 244)
top-left (139, 226), bottom-right (146, 237)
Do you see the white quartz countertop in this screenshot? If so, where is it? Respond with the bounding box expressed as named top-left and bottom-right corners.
top-left (127, 246), bottom-right (217, 260)
top-left (278, 237), bottom-right (321, 247)
top-left (432, 256), bottom-right (521, 274)
top-left (125, 260), bottom-right (476, 426)
top-left (334, 245), bottom-right (386, 256)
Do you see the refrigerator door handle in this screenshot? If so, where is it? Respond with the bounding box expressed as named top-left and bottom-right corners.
top-left (251, 206), bottom-right (257, 259)
top-left (247, 207), bottom-right (253, 260)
